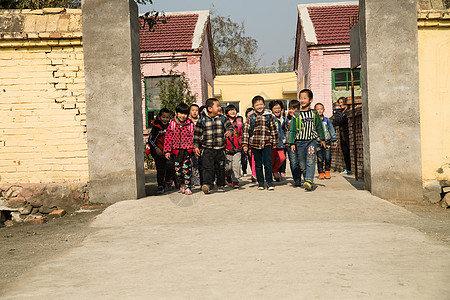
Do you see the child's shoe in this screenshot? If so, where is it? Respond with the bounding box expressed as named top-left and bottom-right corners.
top-left (258, 183), bottom-right (265, 190)
top-left (318, 173), bottom-right (325, 180)
top-left (226, 176), bottom-right (232, 186)
top-left (267, 182), bottom-right (275, 190)
top-left (294, 181), bottom-right (302, 187)
top-left (157, 186), bottom-right (164, 194)
top-left (232, 182), bottom-right (239, 189)
top-left (325, 171), bottom-right (331, 179)
top-left (184, 188), bottom-right (192, 195)
top-left (340, 170), bottom-right (352, 175)
top-left (273, 172), bottom-right (281, 182)
top-left (165, 182), bottom-right (172, 191)
top-left (217, 186), bottom-right (226, 192)
top-left (201, 185), bottom-right (210, 194)
top-left (280, 173), bottom-right (286, 181)
top-left (251, 176), bottom-right (257, 182)
top-left (303, 180), bottom-right (313, 191)
top-left (179, 186), bottom-right (185, 193)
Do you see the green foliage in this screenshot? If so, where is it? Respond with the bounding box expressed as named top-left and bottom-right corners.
top-left (211, 12), bottom-right (260, 75)
top-left (260, 56), bottom-right (295, 73)
top-left (139, 10), bottom-right (169, 32)
top-left (0, 0), bottom-right (80, 8)
top-left (157, 64), bottom-right (197, 113)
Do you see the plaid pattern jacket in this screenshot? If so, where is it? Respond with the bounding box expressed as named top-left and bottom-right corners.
top-left (242, 112), bottom-right (278, 149)
top-left (193, 114), bottom-right (234, 150)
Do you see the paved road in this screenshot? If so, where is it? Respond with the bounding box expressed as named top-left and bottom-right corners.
top-left (3, 174), bottom-right (450, 299)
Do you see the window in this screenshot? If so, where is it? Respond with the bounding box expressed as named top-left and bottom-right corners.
top-left (332, 69), bottom-right (361, 91)
top-left (144, 76), bottom-right (177, 129)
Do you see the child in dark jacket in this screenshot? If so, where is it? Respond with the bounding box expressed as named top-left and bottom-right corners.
top-left (148, 108), bottom-right (174, 194)
top-left (314, 103), bottom-right (337, 180)
top-left (164, 103), bottom-right (195, 195)
top-left (224, 104), bottom-right (243, 188)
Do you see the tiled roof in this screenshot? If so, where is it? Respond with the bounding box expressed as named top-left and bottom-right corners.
top-left (307, 4), bottom-right (359, 45)
top-left (140, 14), bottom-right (199, 52)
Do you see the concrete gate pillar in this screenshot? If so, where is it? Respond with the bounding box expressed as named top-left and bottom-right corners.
top-left (82, 0), bottom-right (145, 203)
top-left (359, 0), bottom-right (423, 202)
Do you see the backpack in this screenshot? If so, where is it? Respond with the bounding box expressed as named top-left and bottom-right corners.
top-left (226, 118), bottom-right (243, 154)
top-left (248, 113), bottom-right (272, 137)
top-left (294, 110), bottom-right (318, 132)
top-left (198, 114), bottom-right (228, 129)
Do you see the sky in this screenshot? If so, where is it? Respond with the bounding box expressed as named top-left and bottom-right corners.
top-left (138, 0), bottom-right (352, 67)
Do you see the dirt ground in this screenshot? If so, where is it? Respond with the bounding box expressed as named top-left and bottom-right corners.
top-left (1, 170), bottom-right (449, 293)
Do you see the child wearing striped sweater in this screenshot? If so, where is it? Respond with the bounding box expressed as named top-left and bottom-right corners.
top-left (288, 89), bottom-right (326, 191)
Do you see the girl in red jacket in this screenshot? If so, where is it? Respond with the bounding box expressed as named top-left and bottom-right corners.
top-left (164, 103), bottom-right (195, 195)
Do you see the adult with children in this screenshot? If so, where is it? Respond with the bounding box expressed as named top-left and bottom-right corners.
top-left (332, 97), bottom-right (352, 175)
top-left (164, 103), bottom-right (195, 195)
top-left (147, 108), bottom-right (175, 194)
top-left (288, 89), bottom-right (326, 191)
top-left (242, 96), bottom-right (279, 191)
top-left (193, 98), bottom-right (234, 194)
top-left (224, 105), bottom-right (244, 188)
top-left (269, 100), bottom-right (287, 182)
top-left (314, 103), bottom-right (337, 180)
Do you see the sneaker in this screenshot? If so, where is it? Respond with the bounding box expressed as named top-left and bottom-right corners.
top-left (303, 180), bottom-right (313, 191)
top-left (294, 181), bottom-right (302, 187)
top-left (251, 176), bottom-right (257, 183)
top-left (318, 173), bottom-right (325, 180)
top-left (267, 182), bottom-right (275, 190)
top-left (325, 171), bottom-right (331, 179)
top-left (280, 173), bottom-right (286, 181)
top-left (258, 183), bottom-right (265, 190)
top-left (201, 185), bottom-right (210, 194)
top-left (179, 186), bottom-right (185, 193)
top-left (157, 186), bottom-right (164, 194)
top-left (273, 172), bottom-right (281, 182)
top-left (226, 176), bottom-right (232, 186)
top-left (232, 182), bottom-right (239, 189)
top-left (165, 182), bottom-right (172, 191)
top-left (217, 186), bottom-right (225, 192)
top-left (184, 188), bottom-right (192, 195)
top-left (340, 170), bottom-right (352, 175)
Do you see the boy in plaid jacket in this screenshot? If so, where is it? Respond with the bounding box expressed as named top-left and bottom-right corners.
top-left (242, 96), bottom-right (278, 190)
top-left (193, 98), bottom-right (234, 194)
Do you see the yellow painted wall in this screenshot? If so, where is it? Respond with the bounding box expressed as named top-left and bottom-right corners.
top-left (214, 72), bottom-right (297, 115)
top-left (0, 10), bottom-right (88, 183)
top-left (418, 20), bottom-right (450, 185)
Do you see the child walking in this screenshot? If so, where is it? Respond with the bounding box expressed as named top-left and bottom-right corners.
top-left (164, 103), bottom-right (195, 195)
top-left (314, 103), bottom-right (337, 180)
top-left (193, 98), bottom-right (234, 194)
top-left (288, 89), bottom-right (326, 191)
top-left (189, 104), bottom-right (201, 187)
top-left (285, 100), bottom-right (302, 186)
top-left (269, 100), bottom-right (287, 182)
top-left (242, 96), bottom-right (278, 190)
top-left (224, 105), bottom-right (243, 188)
top-left (148, 108), bottom-right (175, 194)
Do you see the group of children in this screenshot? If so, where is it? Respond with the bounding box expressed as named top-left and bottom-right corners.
top-left (147, 89), bottom-right (337, 195)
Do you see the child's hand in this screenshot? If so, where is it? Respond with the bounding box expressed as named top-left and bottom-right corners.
top-left (225, 130), bottom-right (232, 137)
top-left (194, 148), bottom-right (201, 157)
top-left (320, 141), bottom-right (326, 148)
top-left (165, 153), bottom-right (171, 160)
top-left (290, 145), bottom-right (296, 153)
top-left (155, 148), bottom-right (163, 156)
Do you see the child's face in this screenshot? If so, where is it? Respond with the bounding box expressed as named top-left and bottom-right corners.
top-left (159, 112), bottom-right (171, 125)
top-left (338, 98), bottom-right (347, 109)
top-left (246, 109), bottom-right (254, 118)
top-left (288, 107), bottom-right (295, 116)
top-left (253, 100), bottom-right (265, 114)
top-left (227, 109), bottom-right (237, 118)
top-left (208, 101), bottom-right (221, 116)
top-left (190, 106), bottom-right (199, 119)
top-left (315, 105), bottom-right (324, 116)
top-left (176, 112), bottom-right (188, 123)
top-left (271, 104), bottom-right (282, 117)
top-left (299, 92), bottom-right (312, 109)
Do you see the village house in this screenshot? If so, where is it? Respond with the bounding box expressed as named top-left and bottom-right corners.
top-left (294, 1), bottom-right (359, 117)
top-left (139, 10), bottom-right (215, 135)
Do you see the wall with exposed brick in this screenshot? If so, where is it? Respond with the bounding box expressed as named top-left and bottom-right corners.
top-left (0, 9), bottom-right (88, 186)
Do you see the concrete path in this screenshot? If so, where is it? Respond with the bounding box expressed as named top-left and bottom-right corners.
top-left (3, 174), bottom-right (450, 299)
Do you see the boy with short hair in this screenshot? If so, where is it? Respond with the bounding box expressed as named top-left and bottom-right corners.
top-left (288, 89), bottom-right (326, 191)
top-left (285, 100), bottom-right (302, 186)
top-left (224, 104), bottom-right (243, 188)
top-left (314, 103), bottom-right (337, 180)
top-left (193, 98), bottom-right (234, 194)
top-left (148, 108), bottom-right (174, 194)
top-left (164, 103), bottom-right (195, 195)
top-left (242, 96), bottom-right (278, 190)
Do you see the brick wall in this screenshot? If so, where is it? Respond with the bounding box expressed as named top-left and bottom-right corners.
top-left (0, 9), bottom-right (88, 184)
top-left (331, 105), bottom-right (364, 179)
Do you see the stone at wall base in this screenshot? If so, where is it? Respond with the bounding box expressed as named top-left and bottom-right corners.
top-left (441, 193), bottom-right (450, 208)
top-left (423, 180), bottom-right (442, 203)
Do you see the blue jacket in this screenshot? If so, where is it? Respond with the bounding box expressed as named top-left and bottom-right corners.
top-left (273, 114), bottom-right (286, 148)
top-left (320, 116), bottom-right (337, 142)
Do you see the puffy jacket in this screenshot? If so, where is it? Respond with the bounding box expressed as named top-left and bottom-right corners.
top-left (272, 114), bottom-right (286, 148)
top-left (163, 117), bottom-right (195, 154)
top-left (225, 118), bottom-right (243, 151)
top-left (147, 118), bottom-right (168, 154)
